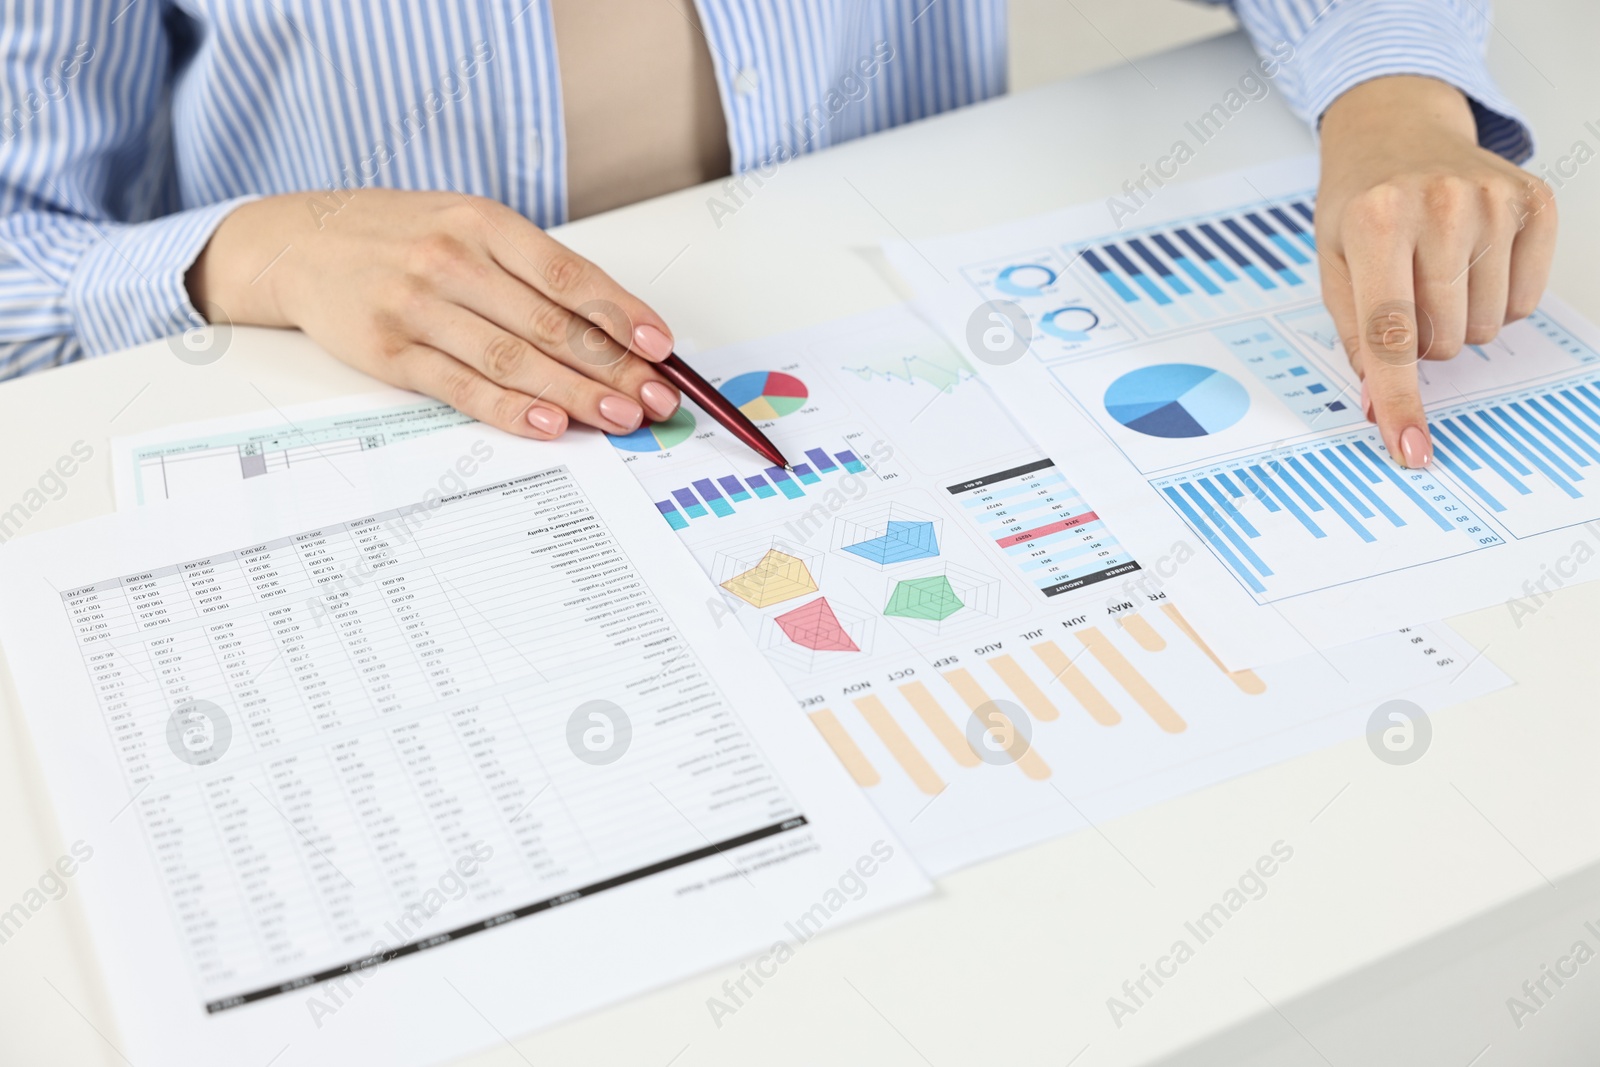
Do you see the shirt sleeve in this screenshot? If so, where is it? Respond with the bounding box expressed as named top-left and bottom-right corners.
top-left (0, 2), bottom-right (256, 379)
top-left (1204, 0), bottom-right (1532, 163)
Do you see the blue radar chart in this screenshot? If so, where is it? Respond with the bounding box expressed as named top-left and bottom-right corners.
top-left (1104, 363), bottom-right (1250, 438)
top-left (994, 264), bottom-right (1057, 298)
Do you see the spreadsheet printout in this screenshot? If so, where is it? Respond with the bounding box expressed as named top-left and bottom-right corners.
top-left (110, 391), bottom-right (470, 507)
top-left (886, 155), bottom-right (1600, 663)
top-left (0, 425), bottom-right (929, 1067)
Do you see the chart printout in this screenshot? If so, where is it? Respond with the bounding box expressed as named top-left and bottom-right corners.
top-left (886, 155), bottom-right (1600, 661)
top-left (107, 307), bottom-right (1509, 878)
top-left (0, 427), bottom-right (930, 1067)
top-left (112, 393), bottom-right (472, 507)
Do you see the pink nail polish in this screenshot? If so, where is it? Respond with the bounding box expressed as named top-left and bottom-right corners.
top-left (526, 406), bottom-right (565, 436)
top-left (599, 395), bottom-right (644, 432)
top-left (1360, 379), bottom-right (1373, 422)
top-left (639, 381), bottom-right (679, 420)
top-left (1399, 426), bottom-right (1431, 469)
top-left (633, 323), bottom-right (674, 361)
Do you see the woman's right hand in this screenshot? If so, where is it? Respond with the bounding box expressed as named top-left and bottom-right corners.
top-left (186, 188), bottom-right (681, 440)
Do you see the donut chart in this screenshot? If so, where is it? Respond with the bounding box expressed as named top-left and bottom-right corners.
top-left (1104, 363), bottom-right (1250, 439)
top-left (1040, 306), bottom-right (1100, 343)
top-left (718, 370), bottom-right (809, 421)
top-left (993, 263), bottom-right (1058, 298)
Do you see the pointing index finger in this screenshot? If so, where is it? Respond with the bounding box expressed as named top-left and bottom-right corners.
top-left (1348, 226), bottom-right (1432, 469)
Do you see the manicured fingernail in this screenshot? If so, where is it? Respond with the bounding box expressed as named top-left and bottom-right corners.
top-left (1360, 379), bottom-right (1373, 422)
top-left (640, 381), bottom-right (679, 420)
top-left (1399, 425), bottom-right (1431, 469)
top-left (633, 323), bottom-right (674, 361)
top-left (599, 395), bottom-right (644, 432)
top-left (526, 405), bottom-right (566, 436)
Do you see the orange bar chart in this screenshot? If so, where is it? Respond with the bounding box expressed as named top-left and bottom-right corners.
top-left (938, 668), bottom-right (1052, 780)
top-left (853, 695), bottom-right (944, 795)
top-left (898, 681), bottom-right (980, 767)
top-left (985, 654), bottom-right (1059, 721)
top-left (1030, 640), bottom-right (1121, 725)
top-left (807, 708), bottom-right (880, 787)
top-left (804, 607), bottom-right (1259, 795)
top-left (1161, 603), bottom-right (1267, 695)
top-left (1076, 627), bottom-right (1187, 733)
top-left (1119, 613), bottom-right (1167, 651)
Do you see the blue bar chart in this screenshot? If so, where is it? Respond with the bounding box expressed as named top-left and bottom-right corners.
top-left (653, 444), bottom-right (873, 528)
top-left (1151, 428), bottom-right (1502, 601)
top-left (946, 458), bottom-right (1141, 597)
top-left (1075, 198), bottom-right (1319, 336)
top-left (1427, 370), bottom-right (1600, 536)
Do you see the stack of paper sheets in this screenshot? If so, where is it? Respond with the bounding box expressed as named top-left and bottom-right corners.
top-left (8, 153), bottom-right (1592, 1064)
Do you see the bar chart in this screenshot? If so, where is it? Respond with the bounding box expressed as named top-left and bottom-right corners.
top-left (804, 603), bottom-right (1270, 797)
top-left (653, 442), bottom-right (873, 529)
top-left (1427, 370), bottom-right (1600, 536)
top-left (1151, 427), bottom-right (1502, 601)
top-left (797, 596), bottom-right (1477, 881)
top-left (947, 458), bottom-right (1140, 598)
top-left (1076, 198), bottom-right (1319, 336)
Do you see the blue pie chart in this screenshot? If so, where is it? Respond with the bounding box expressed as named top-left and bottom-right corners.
top-left (1104, 363), bottom-right (1249, 438)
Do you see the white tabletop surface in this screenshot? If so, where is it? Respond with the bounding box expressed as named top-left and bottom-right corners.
top-left (2, 14), bottom-right (1598, 1066)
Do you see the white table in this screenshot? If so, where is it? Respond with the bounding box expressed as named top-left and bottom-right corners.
top-left (3, 17), bottom-right (1598, 1066)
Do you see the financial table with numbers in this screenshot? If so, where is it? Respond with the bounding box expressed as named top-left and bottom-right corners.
top-left (60, 467), bottom-right (806, 1012)
top-left (948, 457), bottom-right (1141, 597)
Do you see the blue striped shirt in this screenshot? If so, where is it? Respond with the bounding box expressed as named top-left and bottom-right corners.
top-left (0, 0), bottom-right (1528, 379)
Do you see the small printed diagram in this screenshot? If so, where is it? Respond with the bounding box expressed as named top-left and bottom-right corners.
top-left (761, 597), bottom-right (874, 667)
top-left (1277, 304), bottom-right (1341, 353)
top-left (716, 544), bottom-right (822, 609)
top-left (710, 535), bottom-right (871, 668)
top-left (717, 369), bottom-right (810, 421)
top-left (832, 504), bottom-right (943, 567)
top-left (840, 337), bottom-right (974, 394)
top-left (829, 500), bottom-right (1000, 631)
top-left (958, 248), bottom-right (1133, 358)
top-left (880, 563), bottom-right (1000, 629)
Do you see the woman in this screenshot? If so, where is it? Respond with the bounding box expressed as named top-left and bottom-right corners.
top-left (0, 0), bottom-right (1555, 468)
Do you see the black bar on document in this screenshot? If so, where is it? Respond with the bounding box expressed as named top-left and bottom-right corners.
top-left (946, 458), bottom-right (1056, 494)
top-left (203, 815), bottom-right (810, 1014)
top-left (1040, 561), bottom-right (1141, 598)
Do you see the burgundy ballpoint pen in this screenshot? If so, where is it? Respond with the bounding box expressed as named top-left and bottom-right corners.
top-left (653, 353), bottom-right (794, 470)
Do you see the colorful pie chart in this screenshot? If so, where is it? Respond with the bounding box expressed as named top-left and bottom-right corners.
top-left (718, 370), bottom-right (809, 421)
top-left (607, 407), bottom-right (697, 452)
top-left (1104, 363), bottom-right (1250, 438)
